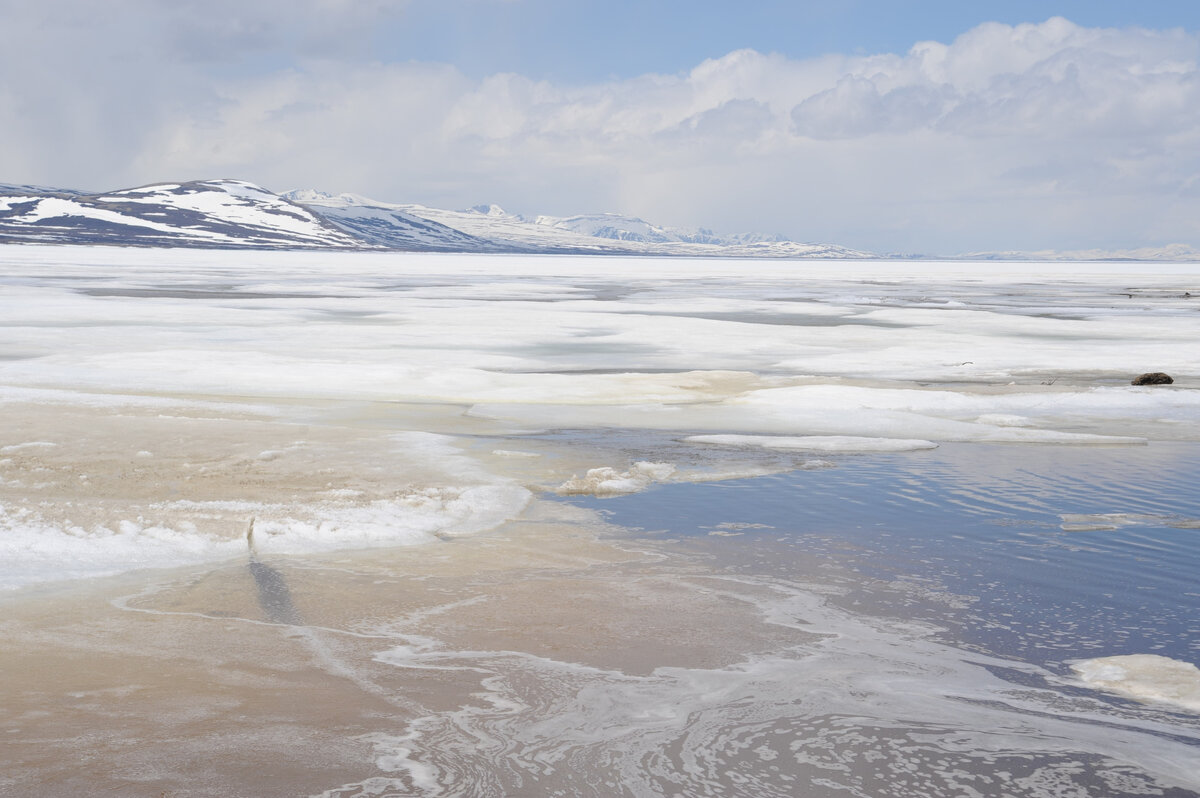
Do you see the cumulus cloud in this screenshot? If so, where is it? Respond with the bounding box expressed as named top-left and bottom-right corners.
top-left (1, 6), bottom-right (1198, 252)
top-left (787, 18), bottom-right (1200, 143)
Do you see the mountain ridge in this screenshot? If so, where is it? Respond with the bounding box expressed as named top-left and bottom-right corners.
top-left (0, 179), bottom-right (872, 258)
top-left (0, 179), bottom-right (359, 250)
top-left (284, 189), bottom-right (870, 258)
top-left (3, 179), bottom-right (1197, 260)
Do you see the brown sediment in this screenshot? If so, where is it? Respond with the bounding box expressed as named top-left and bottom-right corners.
top-left (0, 512), bottom-right (808, 797)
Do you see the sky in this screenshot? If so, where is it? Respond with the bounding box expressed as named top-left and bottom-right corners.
top-left (2, 0), bottom-right (1199, 254)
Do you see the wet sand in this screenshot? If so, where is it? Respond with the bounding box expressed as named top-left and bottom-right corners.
top-left (0, 507), bottom-right (807, 796)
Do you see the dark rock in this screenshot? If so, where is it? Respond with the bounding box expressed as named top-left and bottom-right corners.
top-left (1131, 372), bottom-right (1174, 385)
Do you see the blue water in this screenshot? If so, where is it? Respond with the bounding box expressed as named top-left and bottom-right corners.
top-left (566, 442), bottom-right (1200, 672)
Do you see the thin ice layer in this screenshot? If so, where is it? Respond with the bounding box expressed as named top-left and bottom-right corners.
top-left (685, 434), bottom-right (938, 452)
top-left (0, 484), bottom-right (530, 592)
top-left (0, 419), bottom-right (531, 591)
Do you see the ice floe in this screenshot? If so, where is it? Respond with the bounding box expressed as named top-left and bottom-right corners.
top-left (1072, 655), bottom-right (1200, 713)
top-left (557, 462), bottom-right (677, 496)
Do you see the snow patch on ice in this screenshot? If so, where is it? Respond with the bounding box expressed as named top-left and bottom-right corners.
top-left (974, 414), bottom-right (1033, 427)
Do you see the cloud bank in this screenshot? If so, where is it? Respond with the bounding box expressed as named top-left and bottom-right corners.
top-left (1, 4), bottom-right (1197, 253)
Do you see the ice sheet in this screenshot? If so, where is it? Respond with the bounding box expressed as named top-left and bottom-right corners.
top-left (1, 245), bottom-right (1197, 587)
top-left (2, 247), bottom-right (1194, 439)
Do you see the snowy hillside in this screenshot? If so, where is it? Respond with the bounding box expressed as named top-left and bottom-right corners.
top-left (288, 193), bottom-right (871, 258)
top-left (533, 212), bottom-right (726, 244)
top-left (401, 201), bottom-right (872, 257)
top-left (0, 180), bottom-right (361, 249)
top-left (358, 201), bottom-right (642, 253)
top-left (282, 190), bottom-right (493, 251)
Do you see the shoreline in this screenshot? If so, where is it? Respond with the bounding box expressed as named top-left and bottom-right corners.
top-left (4, 445), bottom-right (1200, 796)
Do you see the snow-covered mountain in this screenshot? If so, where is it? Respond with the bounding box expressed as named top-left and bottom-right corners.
top-left (533, 211), bottom-right (727, 245)
top-left (5, 178), bottom-right (1197, 260)
top-left (0, 178), bottom-right (872, 257)
top-left (0, 180), bottom-right (361, 249)
top-left (284, 192), bottom-right (872, 258)
top-left (281, 190), bottom-right (494, 252)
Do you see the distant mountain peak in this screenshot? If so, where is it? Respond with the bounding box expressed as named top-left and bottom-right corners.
top-left (469, 204), bottom-right (511, 218)
top-left (283, 188), bottom-right (378, 207)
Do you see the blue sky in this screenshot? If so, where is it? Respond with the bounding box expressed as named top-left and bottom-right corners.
top-left (2, 1), bottom-right (1199, 254)
top-left (375, 1), bottom-right (1200, 82)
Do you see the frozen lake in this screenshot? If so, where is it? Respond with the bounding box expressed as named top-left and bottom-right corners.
top-left (1, 246), bottom-right (1198, 796)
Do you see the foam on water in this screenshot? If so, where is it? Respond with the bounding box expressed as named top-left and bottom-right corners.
top-left (323, 574), bottom-right (1200, 797)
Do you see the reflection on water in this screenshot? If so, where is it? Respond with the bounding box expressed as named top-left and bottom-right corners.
top-left (248, 519), bottom-right (304, 626)
top-left (572, 441), bottom-right (1200, 668)
top-left (314, 443), bottom-right (1200, 798)
top-left (248, 557), bottom-right (303, 626)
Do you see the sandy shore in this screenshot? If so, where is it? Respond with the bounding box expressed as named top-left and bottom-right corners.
top-left (5, 426), bottom-right (1200, 796)
top-left (1, 498), bottom-right (813, 796)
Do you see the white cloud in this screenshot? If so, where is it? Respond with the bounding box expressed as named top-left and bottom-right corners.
top-left (1, 8), bottom-right (1198, 252)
